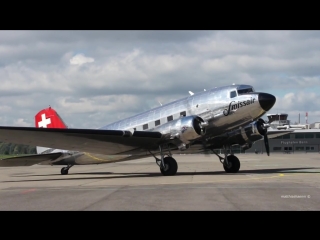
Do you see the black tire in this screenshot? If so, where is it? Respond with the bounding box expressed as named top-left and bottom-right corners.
top-left (160, 157), bottom-right (178, 176)
top-left (61, 167), bottom-right (69, 175)
top-left (223, 155), bottom-right (240, 173)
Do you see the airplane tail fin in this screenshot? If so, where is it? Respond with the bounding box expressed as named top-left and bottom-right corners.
top-left (35, 106), bottom-right (68, 154)
top-left (35, 106), bottom-right (68, 129)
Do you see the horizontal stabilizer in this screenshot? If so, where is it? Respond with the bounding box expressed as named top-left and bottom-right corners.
top-left (0, 152), bottom-right (63, 167)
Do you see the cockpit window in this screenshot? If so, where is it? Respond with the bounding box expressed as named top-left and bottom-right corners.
top-left (237, 88), bottom-right (254, 95)
top-left (230, 91), bottom-right (237, 98)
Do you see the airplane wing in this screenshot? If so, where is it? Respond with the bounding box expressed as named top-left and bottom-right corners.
top-left (0, 125), bottom-right (295, 162)
top-left (0, 152), bottom-right (63, 166)
top-left (189, 124), bottom-right (295, 155)
top-left (0, 127), bottom-right (166, 155)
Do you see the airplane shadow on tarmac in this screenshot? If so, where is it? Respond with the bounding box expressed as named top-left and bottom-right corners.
top-left (2, 167), bottom-right (320, 183)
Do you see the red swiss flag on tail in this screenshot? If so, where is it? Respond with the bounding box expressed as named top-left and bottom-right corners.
top-left (35, 107), bottom-right (67, 128)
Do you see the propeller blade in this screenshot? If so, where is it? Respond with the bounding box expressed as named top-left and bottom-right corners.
top-left (264, 133), bottom-right (270, 156)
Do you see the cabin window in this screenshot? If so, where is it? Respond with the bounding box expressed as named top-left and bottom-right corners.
top-left (180, 111), bottom-right (186, 117)
top-left (167, 115), bottom-right (173, 122)
top-left (230, 91), bottom-right (237, 98)
top-left (155, 120), bottom-right (160, 126)
top-left (273, 147), bottom-right (281, 151)
top-left (143, 124), bottom-right (148, 130)
top-left (316, 134), bottom-right (320, 138)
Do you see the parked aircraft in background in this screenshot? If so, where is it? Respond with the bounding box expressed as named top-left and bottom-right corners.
top-left (0, 84), bottom-right (292, 176)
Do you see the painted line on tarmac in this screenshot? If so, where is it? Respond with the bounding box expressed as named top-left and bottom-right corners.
top-left (21, 188), bottom-right (36, 194)
top-left (125, 172), bottom-right (314, 187)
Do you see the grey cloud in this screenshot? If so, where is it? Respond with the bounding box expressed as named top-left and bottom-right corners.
top-left (0, 30), bottom-right (212, 65)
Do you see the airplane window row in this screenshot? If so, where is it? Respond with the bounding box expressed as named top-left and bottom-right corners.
top-left (133, 111), bottom-right (187, 131)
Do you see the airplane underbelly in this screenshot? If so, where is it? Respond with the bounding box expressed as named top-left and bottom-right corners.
top-left (47, 152), bottom-right (134, 165)
top-left (73, 153), bottom-right (132, 165)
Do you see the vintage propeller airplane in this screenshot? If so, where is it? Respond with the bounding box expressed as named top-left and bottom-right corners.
top-left (0, 84), bottom-right (292, 176)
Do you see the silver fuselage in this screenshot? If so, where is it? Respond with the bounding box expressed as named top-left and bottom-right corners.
top-left (101, 85), bottom-right (263, 135)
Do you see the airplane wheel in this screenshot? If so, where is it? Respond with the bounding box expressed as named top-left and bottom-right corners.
top-left (61, 167), bottom-right (69, 175)
top-left (223, 155), bottom-right (240, 173)
top-left (160, 157), bottom-right (178, 176)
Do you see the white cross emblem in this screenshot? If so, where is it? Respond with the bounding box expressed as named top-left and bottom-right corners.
top-left (38, 113), bottom-right (51, 128)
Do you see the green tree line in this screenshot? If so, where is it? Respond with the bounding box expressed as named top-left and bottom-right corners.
top-left (0, 142), bottom-right (36, 155)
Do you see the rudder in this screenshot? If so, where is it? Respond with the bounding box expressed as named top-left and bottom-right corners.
top-left (35, 106), bottom-right (68, 129)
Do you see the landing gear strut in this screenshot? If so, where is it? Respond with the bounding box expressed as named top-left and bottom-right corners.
top-left (211, 145), bottom-right (240, 173)
top-left (149, 145), bottom-right (178, 176)
top-left (61, 164), bottom-right (73, 175)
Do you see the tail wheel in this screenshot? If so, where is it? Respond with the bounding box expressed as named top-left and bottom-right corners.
top-left (160, 157), bottom-right (178, 176)
top-left (223, 155), bottom-right (240, 173)
top-left (61, 167), bottom-right (69, 175)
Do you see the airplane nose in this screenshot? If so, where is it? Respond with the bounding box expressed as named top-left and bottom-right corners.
top-left (258, 93), bottom-right (276, 111)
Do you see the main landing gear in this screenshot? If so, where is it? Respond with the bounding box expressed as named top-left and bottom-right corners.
top-left (149, 145), bottom-right (178, 176)
top-left (211, 145), bottom-right (240, 173)
top-left (60, 164), bottom-right (73, 175)
top-left (148, 144), bottom-right (240, 176)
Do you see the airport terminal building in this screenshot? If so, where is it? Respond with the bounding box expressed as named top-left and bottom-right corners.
top-left (239, 113), bottom-right (320, 154)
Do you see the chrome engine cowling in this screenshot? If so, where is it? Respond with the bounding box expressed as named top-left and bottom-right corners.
top-left (226, 118), bottom-right (269, 149)
top-left (154, 115), bottom-right (207, 145)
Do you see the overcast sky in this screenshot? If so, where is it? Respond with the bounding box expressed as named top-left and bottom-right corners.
top-left (0, 30), bottom-right (319, 128)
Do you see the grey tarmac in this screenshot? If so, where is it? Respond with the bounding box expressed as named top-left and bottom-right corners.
top-left (0, 153), bottom-right (319, 210)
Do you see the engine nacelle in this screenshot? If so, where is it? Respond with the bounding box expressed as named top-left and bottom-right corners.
top-left (226, 118), bottom-right (269, 149)
top-left (153, 115), bottom-right (207, 146)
